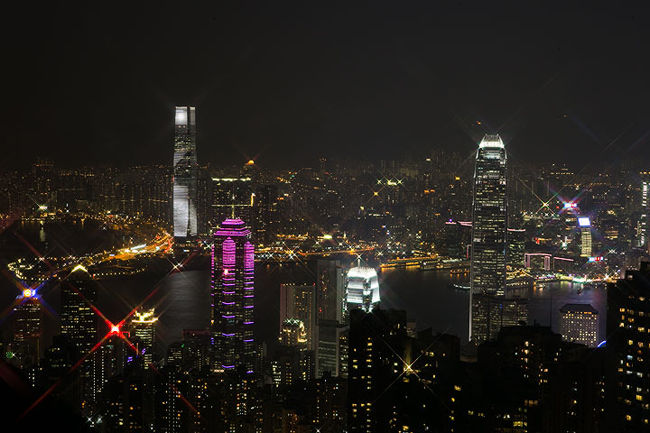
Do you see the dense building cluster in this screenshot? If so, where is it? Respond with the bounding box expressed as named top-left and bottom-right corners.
top-left (2, 110), bottom-right (650, 432)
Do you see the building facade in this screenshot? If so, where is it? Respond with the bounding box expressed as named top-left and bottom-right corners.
top-left (280, 283), bottom-right (316, 351)
top-left (638, 171), bottom-right (649, 250)
top-left (559, 303), bottom-right (598, 347)
top-left (172, 106), bottom-right (198, 239)
top-left (345, 266), bottom-right (380, 315)
top-left (607, 262), bottom-right (650, 430)
top-left (60, 265), bottom-right (98, 413)
top-left (470, 134), bottom-right (508, 343)
top-left (12, 288), bottom-right (42, 369)
top-left (579, 217), bottom-right (592, 257)
top-left (129, 308), bottom-right (158, 369)
top-left (210, 218), bottom-right (256, 373)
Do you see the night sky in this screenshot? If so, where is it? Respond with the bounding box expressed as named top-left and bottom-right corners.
top-left (4, 2), bottom-right (650, 169)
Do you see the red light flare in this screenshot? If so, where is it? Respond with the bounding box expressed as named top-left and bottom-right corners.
top-left (17, 284), bottom-right (154, 421)
top-left (19, 245), bottom-right (200, 422)
top-left (102, 298), bottom-right (200, 418)
top-left (100, 318), bottom-right (200, 418)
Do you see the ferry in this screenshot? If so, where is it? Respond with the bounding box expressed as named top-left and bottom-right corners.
top-left (448, 283), bottom-right (470, 291)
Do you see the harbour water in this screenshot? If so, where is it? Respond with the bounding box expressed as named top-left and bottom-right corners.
top-left (0, 221), bottom-right (608, 358)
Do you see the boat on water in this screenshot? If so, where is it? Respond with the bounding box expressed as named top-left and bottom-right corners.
top-left (448, 282), bottom-right (470, 291)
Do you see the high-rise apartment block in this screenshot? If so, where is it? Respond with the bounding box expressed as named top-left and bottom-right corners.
top-left (280, 283), bottom-right (316, 350)
top-left (607, 262), bottom-right (650, 430)
top-left (129, 308), bottom-right (158, 369)
top-left (559, 303), bottom-right (598, 347)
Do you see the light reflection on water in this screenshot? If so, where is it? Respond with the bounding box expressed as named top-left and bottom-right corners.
top-left (380, 268), bottom-right (606, 344)
top-left (0, 264), bottom-right (607, 357)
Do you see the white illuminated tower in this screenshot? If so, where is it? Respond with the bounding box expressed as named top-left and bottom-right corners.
top-left (578, 217), bottom-right (592, 257)
top-left (173, 106), bottom-right (198, 239)
top-left (211, 218), bottom-right (255, 374)
top-left (344, 266), bottom-right (380, 315)
top-left (638, 171), bottom-right (649, 251)
top-left (469, 134), bottom-right (508, 343)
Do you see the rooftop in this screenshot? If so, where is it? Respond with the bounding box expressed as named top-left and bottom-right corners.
top-left (478, 134), bottom-right (505, 149)
top-left (560, 303), bottom-right (598, 314)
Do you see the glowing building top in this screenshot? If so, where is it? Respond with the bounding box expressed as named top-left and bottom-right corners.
top-left (214, 218), bottom-right (251, 238)
top-left (345, 266), bottom-right (380, 313)
top-left (132, 308), bottom-right (158, 324)
top-left (478, 134), bottom-right (505, 149)
top-left (279, 318), bottom-right (307, 347)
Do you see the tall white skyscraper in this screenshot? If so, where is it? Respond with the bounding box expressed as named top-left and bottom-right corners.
top-left (638, 172), bottom-right (649, 250)
top-left (344, 266), bottom-right (380, 315)
top-left (173, 106), bottom-right (198, 239)
top-left (469, 134), bottom-right (508, 343)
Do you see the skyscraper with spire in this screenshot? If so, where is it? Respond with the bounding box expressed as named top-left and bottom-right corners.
top-left (469, 134), bottom-right (508, 343)
top-left (210, 218), bottom-right (256, 374)
top-left (173, 106), bottom-right (198, 239)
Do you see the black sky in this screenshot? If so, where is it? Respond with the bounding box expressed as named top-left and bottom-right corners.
top-left (4, 1), bottom-right (650, 169)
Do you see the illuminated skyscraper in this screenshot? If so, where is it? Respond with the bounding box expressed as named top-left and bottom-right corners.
top-left (316, 259), bottom-right (345, 323)
top-left (12, 288), bottom-right (42, 369)
top-left (559, 303), bottom-right (598, 347)
top-left (61, 265), bottom-right (97, 359)
top-left (210, 218), bottom-right (255, 373)
top-left (344, 266), bottom-right (380, 315)
top-left (61, 265), bottom-right (98, 412)
top-left (348, 309), bottom-right (408, 432)
top-left (471, 293), bottom-right (527, 344)
top-left (578, 216), bottom-right (592, 257)
top-left (607, 262), bottom-right (650, 430)
top-left (506, 228), bottom-right (526, 268)
top-left (637, 171), bottom-right (649, 250)
top-left (129, 308), bottom-right (158, 369)
top-left (279, 318), bottom-right (307, 347)
top-left (469, 135), bottom-right (508, 342)
top-left (470, 134), bottom-right (507, 296)
top-left (280, 283), bottom-right (316, 350)
top-left (173, 106), bottom-right (198, 239)
top-left (316, 320), bottom-right (348, 378)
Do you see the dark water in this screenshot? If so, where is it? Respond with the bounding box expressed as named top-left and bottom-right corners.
top-left (0, 222), bottom-right (608, 357)
top-left (0, 265), bottom-right (607, 357)
top-left (380, 269), bottom-right (607, 344)
top-left (0, 220), bottom-right (127, 261)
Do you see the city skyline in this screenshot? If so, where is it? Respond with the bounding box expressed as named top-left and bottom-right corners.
top-left (2, 3), bottom-right (650, 432)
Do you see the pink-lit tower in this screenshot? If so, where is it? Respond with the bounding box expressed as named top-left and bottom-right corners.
top-left (211, 218), bottom-right (255, 374)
